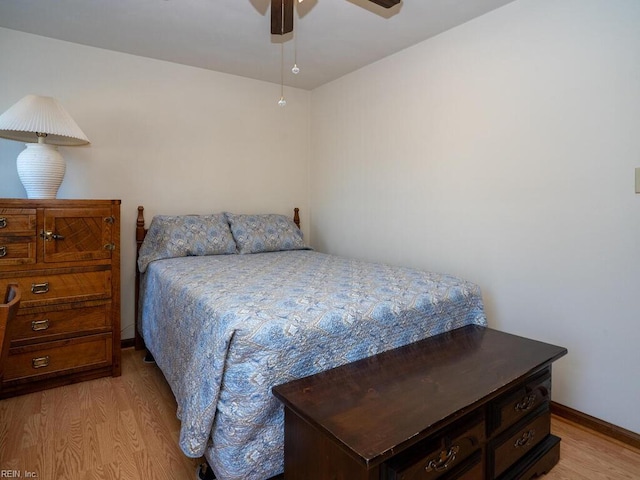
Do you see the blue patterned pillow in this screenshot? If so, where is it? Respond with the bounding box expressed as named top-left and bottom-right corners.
top-left (137, 214), bottom-right (237, 272)
top-left (226, 213), bottom-right (308, 254)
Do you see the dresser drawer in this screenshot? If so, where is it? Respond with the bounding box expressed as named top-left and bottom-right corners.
top-left (490, 405), bottom-right (550, 478)
top-left (389, 451), bottom-right (484, 480)
top-left (4, 333), bottom-right (112, 382)
top-left (10, 303), bottom-right (112, 345)
top-left (488, 368), bottom-right (551, 436)
top-left (0, 208), bottom-right (37, 236)
top-left (0, 237), bottom-right (36, 265)
top-left (383, 415), bottom-right (485, 480)
top-left (0, 269), bottom-right (111, 307)
top-left (452, 456), bottom-right (483, 480)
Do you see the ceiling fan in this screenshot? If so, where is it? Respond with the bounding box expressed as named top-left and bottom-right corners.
top-left (271, 0), bottom-right (401, 35)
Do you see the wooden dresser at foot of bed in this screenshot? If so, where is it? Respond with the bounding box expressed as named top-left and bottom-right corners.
top-left (273, 325), bottom-right (567, 480)
top-left (0, 199), bottom-right (121, 398)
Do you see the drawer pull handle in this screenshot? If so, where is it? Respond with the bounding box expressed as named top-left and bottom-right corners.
top-left (0, 246), bottom-right (6, 257)
top-left (514, 429), bottom-right (536, 448)
top-left (425, 445), bottom-right (460, 472)
top-left (31, 282), bottom-right (50, 294)
top-left (0, 217), bottom-right (6, 228)
top-left (514, 393), bottom-right (537, 412)
top-left (31, 319), bottom-right (50, 331)
top-left (32, 356), bottom-right (50, 369)
top-left (104, 216), bottom-right (115, 224)
top-left (40, 230), bottom-right (65, 241)
top-left (104, 243), bottom-right (116, 251)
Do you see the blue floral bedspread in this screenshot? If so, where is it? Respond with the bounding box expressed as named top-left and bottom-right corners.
top-left (139, 250), bottom-right (487, 480)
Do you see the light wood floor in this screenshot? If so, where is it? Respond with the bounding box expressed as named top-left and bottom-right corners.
top-left (1, 348), bottom-right (639, 479)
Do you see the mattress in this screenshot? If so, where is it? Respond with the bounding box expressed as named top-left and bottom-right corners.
top-left (139, 249), bottom-right (487, 480)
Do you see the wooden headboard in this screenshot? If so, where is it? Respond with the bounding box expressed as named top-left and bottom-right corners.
top-left (134, 206), bottom-right (301, 350)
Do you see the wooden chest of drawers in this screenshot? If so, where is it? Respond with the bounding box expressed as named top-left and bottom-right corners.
top-left (272, 325), bottom-right (567, 480)
top-left (0, 199), bottom-right (121, 398)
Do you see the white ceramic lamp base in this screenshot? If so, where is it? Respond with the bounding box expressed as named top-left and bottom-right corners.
top-left (16, 143), bottom-right (66, 199)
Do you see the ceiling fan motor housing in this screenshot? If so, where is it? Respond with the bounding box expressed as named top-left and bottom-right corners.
top-left (271, 0), bottom-right (401, 36)
top-left (369, 0), bottom-right (401, 7)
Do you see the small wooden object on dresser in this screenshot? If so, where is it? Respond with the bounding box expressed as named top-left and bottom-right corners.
top-left (0, 199), bottom-right (121, 398)
top-left (272, 325), bottom-right (567, 480)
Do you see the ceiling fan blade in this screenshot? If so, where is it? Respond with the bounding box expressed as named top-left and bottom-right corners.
top-left (368, 0), bottom-right (401, 7)
top-left (271, 0), bottom-right (294, 35)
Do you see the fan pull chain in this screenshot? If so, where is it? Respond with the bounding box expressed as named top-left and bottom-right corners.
top-left (278, 41), bottom-right (286, 107)
top-left (278, 0), bottom-right (287, 107)
top-left (292, 25), bottom-right (300, 74)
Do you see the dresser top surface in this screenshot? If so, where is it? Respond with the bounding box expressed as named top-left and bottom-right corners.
top-left (272, 325), bottom-right (567, 467)
top-left (0, 199), bottom-right (120, 207)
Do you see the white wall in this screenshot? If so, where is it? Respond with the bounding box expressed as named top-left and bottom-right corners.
top-left (310, 0), bottom-right (640, 433)
top-left (0, 27), bottom-right (311, 341)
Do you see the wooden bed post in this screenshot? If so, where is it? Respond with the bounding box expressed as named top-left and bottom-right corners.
top-left (134, 206), bottom-right (146, 351)
top-left (293, 207), bottom-right (300, 229)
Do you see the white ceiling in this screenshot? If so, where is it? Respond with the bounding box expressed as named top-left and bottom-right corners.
top-left (0, 0), bottom-right (517, 90)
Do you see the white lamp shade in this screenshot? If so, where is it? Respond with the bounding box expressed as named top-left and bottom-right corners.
top-left (0, 95), bottom-right (90, 146)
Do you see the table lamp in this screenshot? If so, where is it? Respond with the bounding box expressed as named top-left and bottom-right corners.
top-left (0, 95), bottom-right (90, 199)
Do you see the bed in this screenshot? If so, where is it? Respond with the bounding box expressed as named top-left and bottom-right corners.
top-left (134, 206), bottom-right (487, 480)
